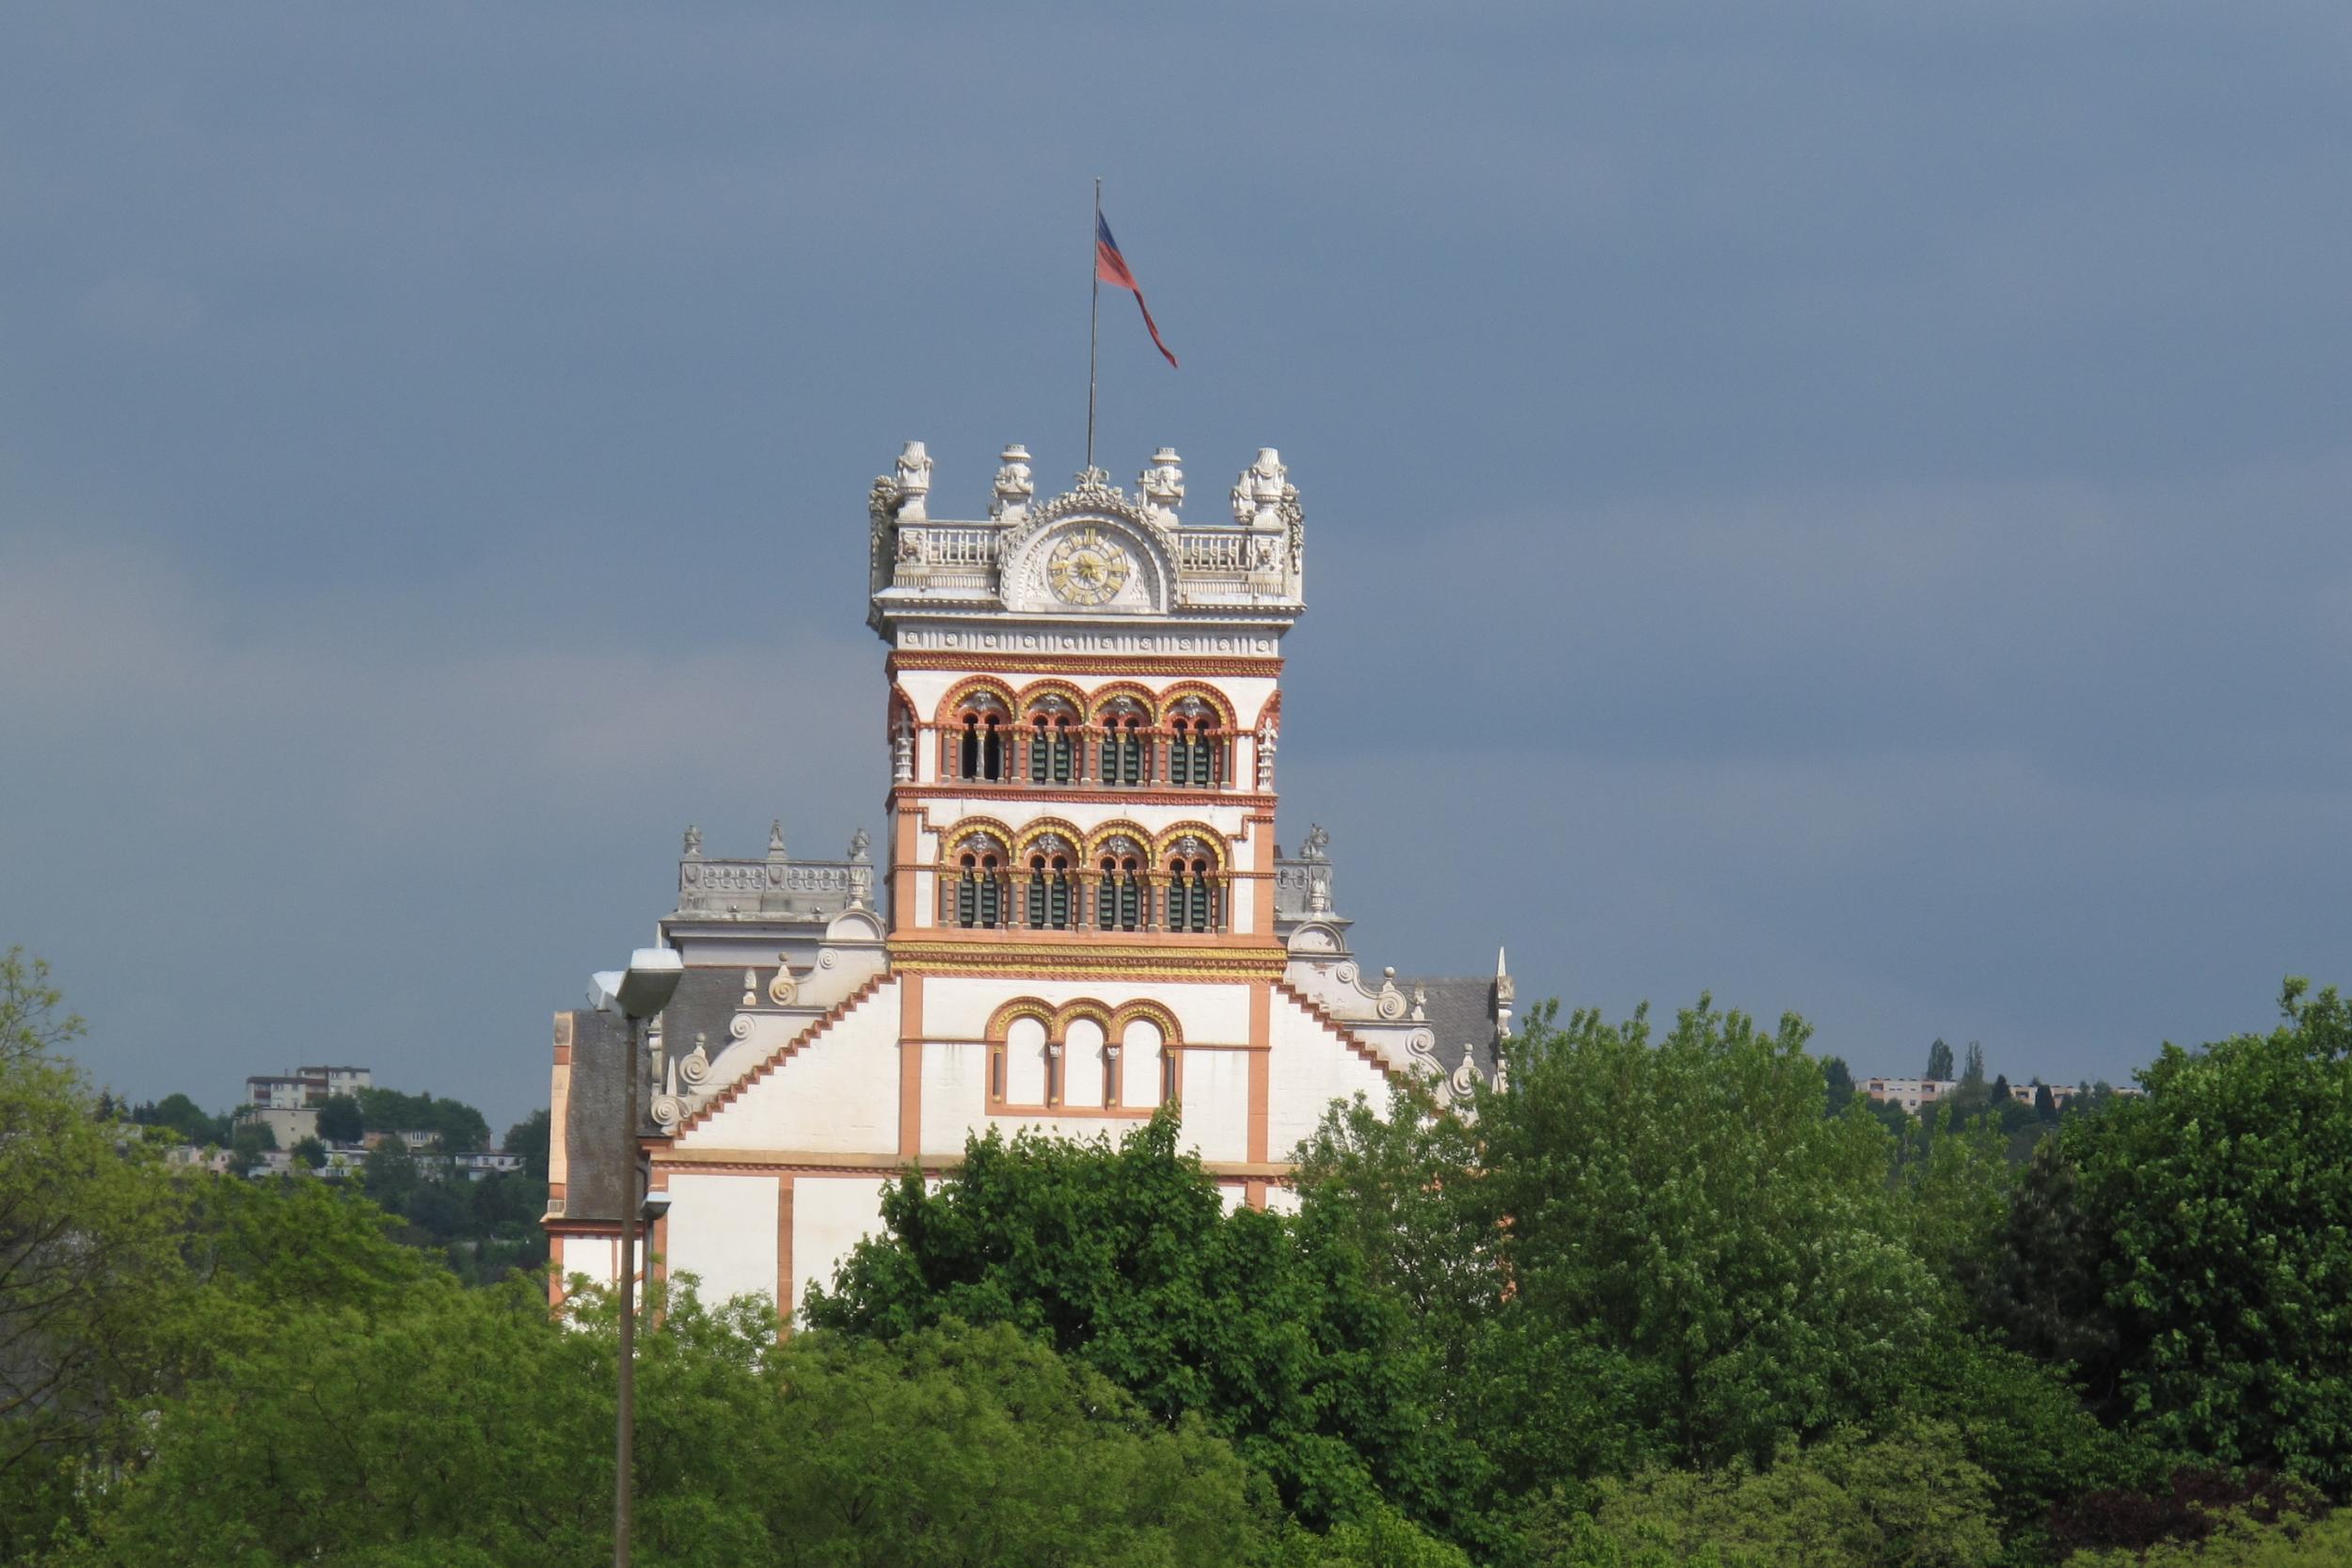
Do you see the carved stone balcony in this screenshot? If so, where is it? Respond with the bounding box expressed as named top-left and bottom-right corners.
top-left (675, 856), bottom-right (874, 921)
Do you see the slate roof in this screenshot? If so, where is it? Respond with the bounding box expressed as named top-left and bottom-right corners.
top-left (561, 967), bottom-right (759, 1227)
top-left (1392, 974), bottom-right (1504, 1081)
top-left (659, 967), bottom-right (757, 1085)
top-left (558, 1006), bottom-right (631, 1227)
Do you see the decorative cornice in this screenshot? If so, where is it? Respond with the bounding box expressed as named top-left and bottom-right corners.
top-left (887, 783), bottom-right (1277, 810)
top-left (651, 1147), bottom-right (1298, 1180)
top-left (888, 649), bottom-right (1284, 678)
top-left (887, 939), bottom-right (1286, 981)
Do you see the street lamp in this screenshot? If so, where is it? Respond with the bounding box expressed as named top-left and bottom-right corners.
top-left (588, 945), bottom-right (683, 1568)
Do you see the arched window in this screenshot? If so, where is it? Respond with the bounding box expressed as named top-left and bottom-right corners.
top-left (1167, 696), bottom-right (1222, 788)
top-left (1025, 837), bottom-right (1075, 930)
top-left (1062, 1016), bottom-right (1106, 1109)
top-left (1025, 696), bottom-right (1079, 784)
top-left (952, 694), bottom-right (1009, 783)
top-left (1096, 836), bottom-right (1144, 931)
top-left (1096, 698), bottom-right (1149, 787)
top-left (1119, 1017), bottom-right (1167, 1107)
top-left (998, 1014), bottom-right (1049, 1105)
top-left (1164, 836), bottom-right (1218, 932)
top-left (954, 839), bottom-right (1008, 928)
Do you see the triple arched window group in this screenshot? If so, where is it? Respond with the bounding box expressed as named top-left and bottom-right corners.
top-left (943, 688), bottom-right (1232, 790)
top-left (947, 825), bottom-right (1227, 934)
top-left (988, 1001), bottom-right (1180, 1113)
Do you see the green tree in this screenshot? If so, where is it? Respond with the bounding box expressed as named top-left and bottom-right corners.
top-left (1568, 1417), bottom-right (2005, 1568)
top-left (360, 1138), bottom-right (421, 1207)
top-left (1963, 1136), bottom-right (2121, 1397)
top-left (1962, 1041), bottom-right (1986, 1086)
top-left (1820, 1056), bottom-right (1855, 1116)
top-left (2065, 1511), bottom-right (2352, 1568)
top-left (1298, 997), bottom-right (1947, 1516)
top-left (315, 1093), bottom-right (364, 1144)
top-left (136, 1092), bottom-right (226, 1148)
top-left (1895, 1336), bottom-right (2164, 1544)
top-left (1926, 1038), bottom-right (1955, 1081)
top-left (502, 1108), bottom-right (551, 1181)
top-left (2063, 978), bottom-right (2352, 1493)
top-left (290, 1135), bottom-right (327, 1170)
top-left (0, 950), bottom-right (190, 1556)
top-left (355, 1087), bottom-right (491, 1153)
top-left (226, 1117), bottom-right (275, 1177)
top-left (804, 1110), bottom-right (1488, 1538)
top-left (59, 1285), bottom-right (1283, 1568)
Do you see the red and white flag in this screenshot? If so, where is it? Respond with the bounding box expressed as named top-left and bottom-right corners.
top-left (1095, 213), bottom-right (1179, 369)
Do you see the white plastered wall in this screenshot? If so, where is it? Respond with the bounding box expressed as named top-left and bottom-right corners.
top-left (553, 1234), bottom-right (641, 1307)
top-left (788, 1175), bottom-right (894, 1320)
top-left (1265, 993), bottom-right (1394, 1161)
top-left (675, 981), bottom-right (901, 1153)
top-left (1178, 1048), bottom-right (1251, 1163)
top-left (920, 1039), bottom-right (991, 1152)
top-left (665, 1173), bottom-right (780, 1309)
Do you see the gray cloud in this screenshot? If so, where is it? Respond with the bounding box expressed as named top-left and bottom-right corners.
top-left (4, 3), bottom-right (2349, 1123)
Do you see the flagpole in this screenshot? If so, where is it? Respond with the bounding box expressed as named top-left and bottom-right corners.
top-left (1087, 177), bottom-right (1102, 472)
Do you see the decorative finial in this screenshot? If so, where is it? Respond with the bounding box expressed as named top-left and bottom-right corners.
top-left (1138, 447), bottom-right (1184, 516)
top-left (768, 819), bottom-right (787, 858)
top-left (848, 827), bottom-right (872, 862)
top-left (1232, 447), bottom-right (1289, 529)
top-left (894, 441), bottom-right (933, 523)
top-left (682, 823), bottom-right (703, 858)
top-left (990, 444), bottom-right (1035, 521)
top-left (1302, 822), bottom-right (1330, 862)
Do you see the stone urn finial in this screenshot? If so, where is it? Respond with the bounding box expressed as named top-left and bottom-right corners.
top-left (895, 441), bottom-right (933, 523)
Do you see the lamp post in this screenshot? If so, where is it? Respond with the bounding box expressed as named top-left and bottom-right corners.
top-left (588, 946), bottom-right (683, 1568)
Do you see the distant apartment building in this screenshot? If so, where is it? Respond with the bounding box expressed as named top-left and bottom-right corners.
top-left (1862, 1076), bottom-right (2136, 1115)
top-left (244, 1064), bottom-right (373, 1111)
top-left (1861, 1077), bottom-right (1958, 1114)
top-left (245, 1074), bottom-right (311, 1111)
top-left (242, 1064), bottom-right (373, 1148)
top-left (302, 1065), bottom-right (373, 1099)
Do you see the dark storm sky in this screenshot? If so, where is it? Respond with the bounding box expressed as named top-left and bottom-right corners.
top-left (5, 3), bottom-right (2348, 1128)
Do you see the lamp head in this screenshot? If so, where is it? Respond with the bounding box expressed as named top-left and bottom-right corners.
top-left (587, 946), bottom-right (685, 1020)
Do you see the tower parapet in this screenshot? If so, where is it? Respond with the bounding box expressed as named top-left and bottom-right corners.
top-left (868, 444), bottom-right (1305, 634)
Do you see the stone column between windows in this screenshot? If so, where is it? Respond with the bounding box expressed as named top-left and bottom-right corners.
top-left (1250, 811), bottom-right (1277, 936)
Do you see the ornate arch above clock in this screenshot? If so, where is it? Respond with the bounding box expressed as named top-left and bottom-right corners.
top-left (995, 476), bottom-right (1176, 615)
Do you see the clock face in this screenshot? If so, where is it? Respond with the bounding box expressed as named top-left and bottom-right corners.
top-left (1045, 526), bottom-right (1132, 607)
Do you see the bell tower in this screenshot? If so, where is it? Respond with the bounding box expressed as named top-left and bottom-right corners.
top-left (867, 442), bottom-right (1303, 960)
